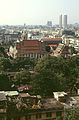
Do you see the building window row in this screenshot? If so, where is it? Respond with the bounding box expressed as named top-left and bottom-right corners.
top-left (18, 53), bottom-right (44, 58)
top-left (24, 111), bottom-right (63, 120)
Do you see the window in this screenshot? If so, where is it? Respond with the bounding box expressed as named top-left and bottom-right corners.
top-left (46, 112), bottom-right (52, 118)
top-left (56, 116), bottom-right (63, 120)
top-left (56, 111), bottom-right (62, 117)
top-left (26, 115), bottom-right (31, 120)
top-left (56, 112), bottom-right (63, 120)
top-left (36, 113), bottom-right (41, 119)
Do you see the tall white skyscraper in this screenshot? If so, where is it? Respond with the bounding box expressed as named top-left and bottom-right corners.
top-left (59, 14), bottom-right (62, 28)
top-left (63, 15), bottom-right (67, 28)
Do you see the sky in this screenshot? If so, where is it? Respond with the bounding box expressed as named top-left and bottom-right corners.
top-left (0, 0), bottom-right (79, 25)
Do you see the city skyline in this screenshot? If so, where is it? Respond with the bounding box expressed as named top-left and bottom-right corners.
top-left (0, 0), bottom-right (79, 25)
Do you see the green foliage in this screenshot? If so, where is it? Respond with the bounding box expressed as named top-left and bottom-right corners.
top-left (0, 73), bottom-right (12, 90)
top-left (1, 47), bottom-right (79, 97)
top-left (14, 70), bottom-right (31, 85)
top-left (0, 46), bottom-right (8, 57)
top-left (32, 55), bottom-right (79, 96)
top-left (0, 57), bottom-right (12, 72)
top-left (62, 30), bottom-right (75, 36)
top-left (13, 57), bottom-right (37, 71)
top-left (32, 56), bottom-right (64, 96)
top-left (65, 108), bottom-right (79, 120)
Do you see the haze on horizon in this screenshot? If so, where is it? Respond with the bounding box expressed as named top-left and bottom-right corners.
top-left (0, 0), bottom-right (79, 25)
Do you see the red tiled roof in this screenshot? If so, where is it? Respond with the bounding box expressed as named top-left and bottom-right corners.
top-left (24, 40), bottom-right (41, 47)
top-left (17, 85), bottom-right (32, 91)
top-left (41, 37), bottom-right (62, 41)
top-left (48, 44), bottom-right (58, 47)
top-left (18, 40), bottom-right (41, 47)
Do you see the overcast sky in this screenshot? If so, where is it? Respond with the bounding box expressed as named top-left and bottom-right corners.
top-left (0, 0), bottom-right (79, 25)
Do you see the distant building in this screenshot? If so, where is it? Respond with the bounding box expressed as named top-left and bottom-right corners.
top-left (9, 31), bottom-right (46, 59)
top-left (52, 44), bottom-right (71, 58)
top-left (41, 37), bottom-right (62, 50)
top-left (59, 14), bottom-right (62, 28)
top-left (21, 31), bottom-right (28, 41)
top-left (1, 33), bottom-right (19, 43)
top-left (63, 15), bottom-right (67, 28)
top-left (47, 21), bottom-right (52, 27)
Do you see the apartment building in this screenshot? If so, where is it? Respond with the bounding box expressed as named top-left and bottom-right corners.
top-left (19, 97), bottom-right (64, 120)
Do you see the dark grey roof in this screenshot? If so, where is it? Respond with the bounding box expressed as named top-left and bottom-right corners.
top-left (42, 98), bottom-right (64, 110)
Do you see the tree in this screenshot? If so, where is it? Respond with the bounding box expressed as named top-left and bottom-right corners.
top-left (62, 57), bottom-right (79, 94)
top-left (32, 56), bottom-right (64, 96)
top-left (0, 57), bottom-right (12, 72)
top-left (0, 73), bottom-right (12, 90)
top-left (0, 46), bottom-right (8, 57)
top-left (13, 57), bottom-right (37, 71)
top-left (32, 55), bottom-right (79, 96)
top-left (62, 30), bottom-right (75, 36)
top-left (14, 70), bottom-right (31, 85)
top-left (65, 108), bottom-right (79, 120)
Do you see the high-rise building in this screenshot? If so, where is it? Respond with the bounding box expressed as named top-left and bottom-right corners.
top-left (59, 14), bottom-right (62, 28)
top-left (47, 21), bottom-right (52, 27)
top-left (63, 15), bottom-right (67, 28)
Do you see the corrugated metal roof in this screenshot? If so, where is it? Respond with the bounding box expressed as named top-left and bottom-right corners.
top-left (5, 91), bottom-right (19, 96)
top-left (19, 93), bottom-right (30, 98)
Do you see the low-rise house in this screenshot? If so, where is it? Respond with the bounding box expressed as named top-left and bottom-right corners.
top-left (0, 91), bottom-right (64, 120)
top-left (17, 85), bottom-right (32, 92)
top-left (53, 91), bottom-right (79, 109)
top-left (53, 92), bottom-right (68, 103)
top-left (5, 91), bottom-right (19, 97)
top-left (20, 98), bottom-right (64, 120)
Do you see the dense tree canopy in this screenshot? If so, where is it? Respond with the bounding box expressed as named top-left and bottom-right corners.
top-left (65, 108), bottom-right (79, 120)
top-left (62, 30), bottom-right (75, 36)
top-left (14, 70), bottom-right (31, 85)
top-left (12, 57), bottom-right (37, 71)
top-left (0, 73), bottom-right (12, 90)
top-left (0, 50), bottom-right (79, 96)
top-left (0, 57), bottom-right (12, 72)
top-left (32, 55), bottom-right (79, 96)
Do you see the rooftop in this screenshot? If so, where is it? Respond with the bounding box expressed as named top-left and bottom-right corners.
top-left (42, 98), bottom-right (64, 110)
top-left (17, 40), bottom-right (42, 47)
top-left (41, 37), bottom-right (62, 41)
